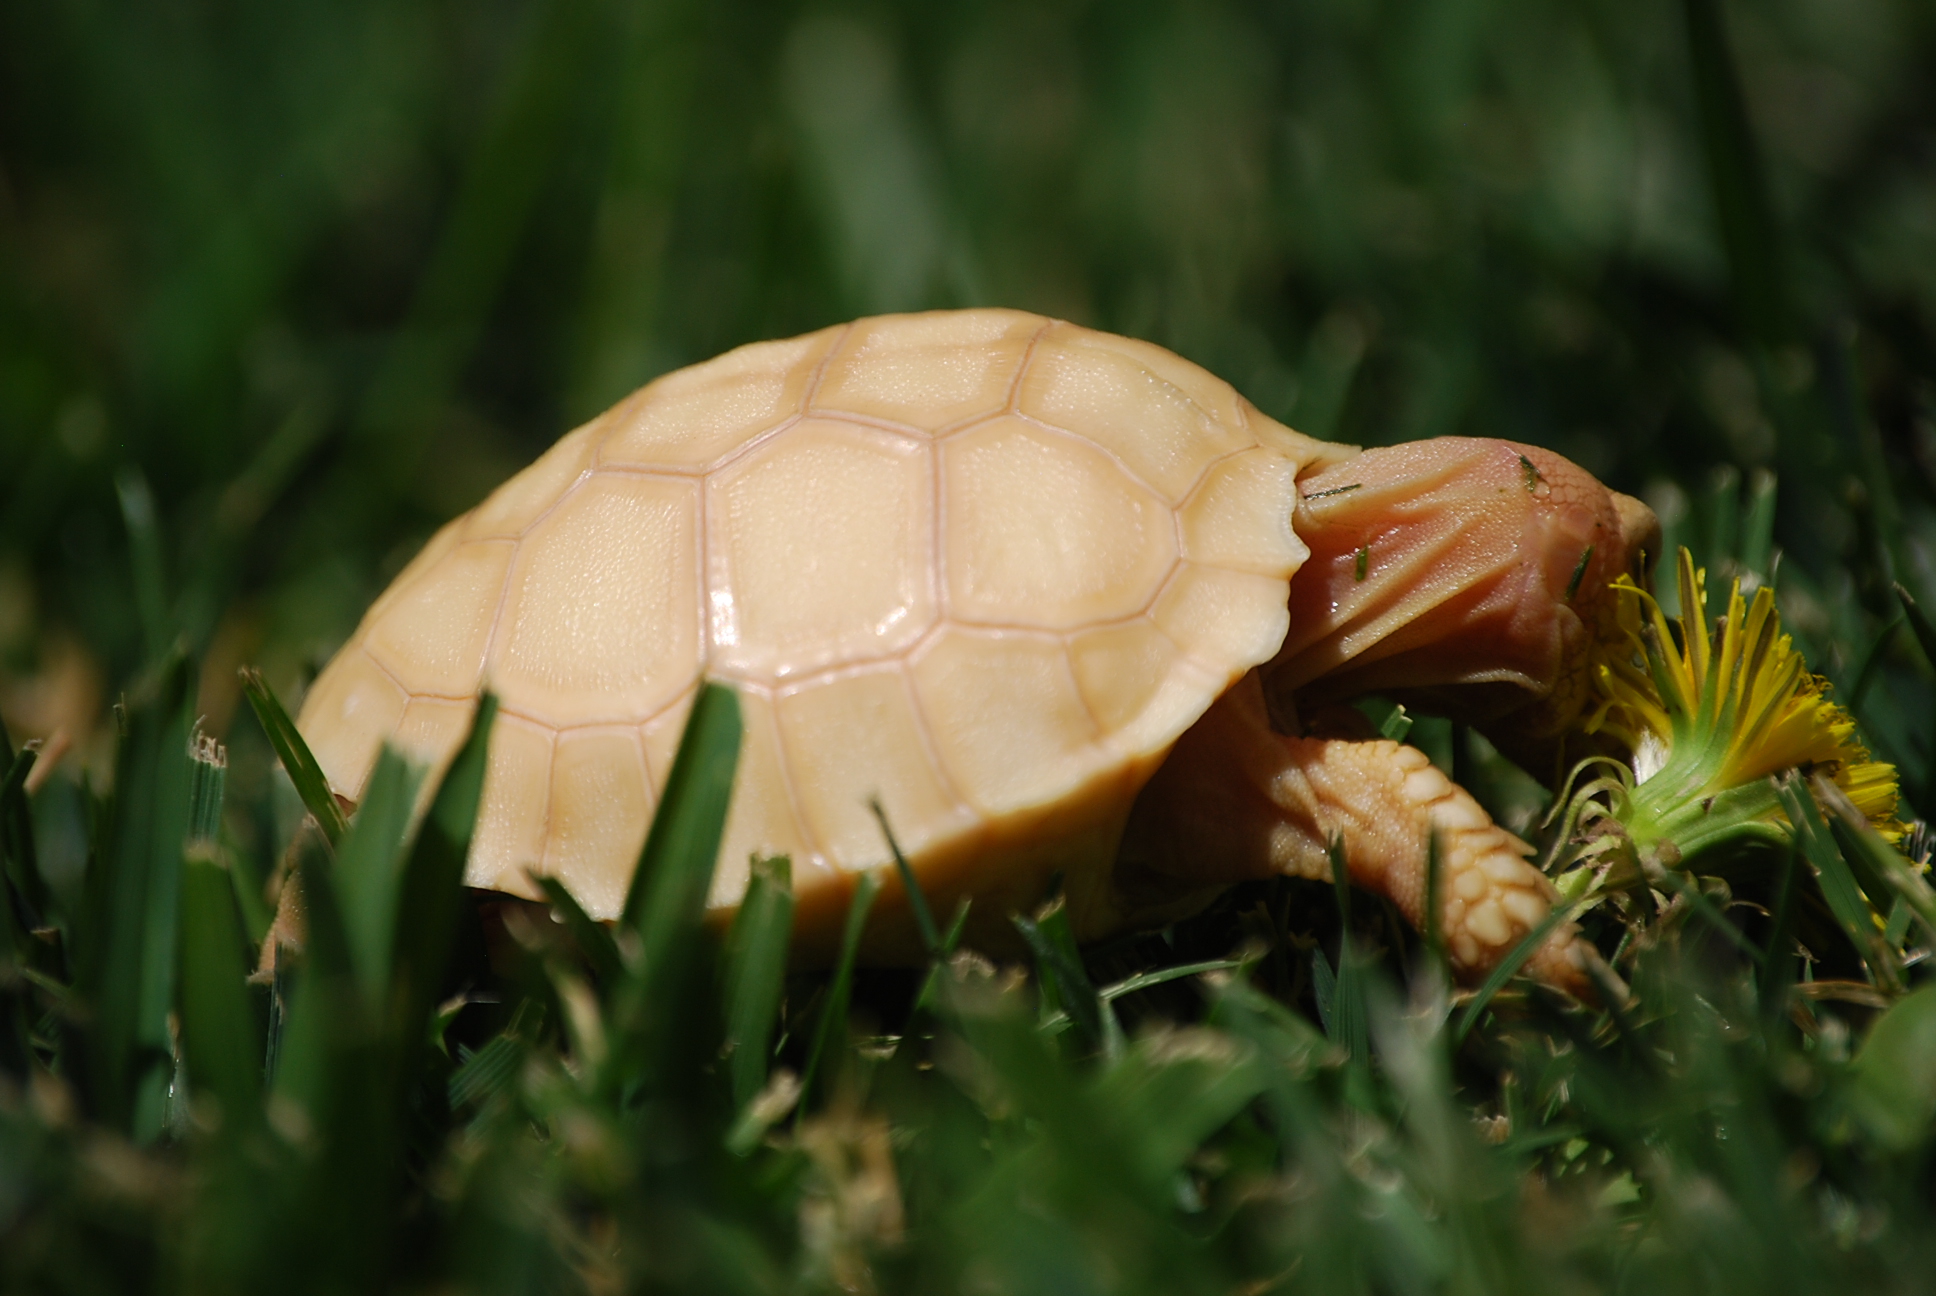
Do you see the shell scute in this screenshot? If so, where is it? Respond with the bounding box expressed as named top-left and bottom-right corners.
top-left (596, 326), bottom-right (841, 473)
top-left (393, 696), bottom-right (477, 787)
top-left (640, 688), bottom-right (696, 788)
top-left (1178, 448), bottom-right (1308, 576)
top-left (773, 664), bottom-right (976, 871)
top-left (1068, 620), bottom-right (1185, 738)
top-left (363, 539), bottom-right (513, 699)
top-left (1075, 328), bottom-right (1249, 431)
top-left (1151, 564), bottom-right (1293, 685)
top-left (706, 419), bottom-right (935, 682)
top-left (812, 309), bottom-right (1042, 430)
top-left (487, 473), bottom-right (701, 726)
top-left (1017, 325), bottom-right (1251, 502)
top-left (940, 416), bottom-right (1177, 630)
top-left (546, 726), bottom-right (654, 919)
top-left (463, 420), bottom-right (598, 540)
top-left (470, 712), bottom-right (555, 898)
top-left (362, 518), bottom-right (463, 628)
top-left (712, 689), bottom-right (821, 907)
top-left (908, 627), bottom-right (1106, 817)
top-left (302, 649), bottom-right (409, 799)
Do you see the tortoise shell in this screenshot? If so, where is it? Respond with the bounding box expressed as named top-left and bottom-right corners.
top-left (297, 309), bottom-right (1350, 951)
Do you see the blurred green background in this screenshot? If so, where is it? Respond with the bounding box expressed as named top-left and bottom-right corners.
top-left (3, 0), bottom-right (1935, 760)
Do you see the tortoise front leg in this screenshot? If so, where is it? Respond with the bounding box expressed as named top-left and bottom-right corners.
top-left (1122, 675), bottom-right (1599, 997)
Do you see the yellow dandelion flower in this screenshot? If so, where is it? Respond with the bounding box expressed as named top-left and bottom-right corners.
top-left (1566, 548), bottom-right (1901, 881)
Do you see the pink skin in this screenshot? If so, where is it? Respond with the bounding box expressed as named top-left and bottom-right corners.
top-left (1272, 438), bottom-right (1659, 772)
top-left (1119, 438), bottom-right (1658, 997)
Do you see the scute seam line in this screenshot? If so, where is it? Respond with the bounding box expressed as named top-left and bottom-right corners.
top-left (1002, 410), bottom-right (1182, 507)
top-left (794, 408), bottom-right (936, 442)
top-left (894, 658), bottom-right (977, 831)
top-left (721, 325), bottom-right (847, 882)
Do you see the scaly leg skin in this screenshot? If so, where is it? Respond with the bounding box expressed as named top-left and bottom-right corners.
top-left (1118, 675), bottom-right (1601, 999)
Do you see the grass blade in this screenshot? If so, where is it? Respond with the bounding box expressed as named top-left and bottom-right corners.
top-left (1100, 959), bottom-right (1249, 1002)
top-left (227, 843), bottom-right (275, 949)
top-left (1849, 614), bottom-right (1904, 712)
top-left (535, 875), bottom-right (623, 991)
top-left (1682, 0), bottom-right (1788, 342)
top-left (1379, 703), bottom-right (1414, 743)
top-left (1896, 584), bottom-right (1936, 675)
top-left (449, 999), bottom-right (542, 1112)
top-left (1778, 775), bottom-right (1899, 992)
top-left (332, 747), bottom-right (425, 1001)
top-left (872, 798), bottom-right (938, 954)
top-left (723, 853), bottom-right (794, 1111)
top-left (1704, 464), bottom-right (1742, 575)
top-left (185, 725), bottom-right (227, 846)
top-left (1039, 891), bottom-right (1122, 1057)
top-left (179, 844), bottom-right (264, 1124)
top-left (797, 868), bottom-right (881, 1117)
top-left (0, 720), bottom-right (48, 921)
top-left (1651, 867), bottom-right (1763, 964)
top-left (1740, 469), bottom-right (1778, 579)
top-left (388, 696), bottom-right (498, 1051)
top-left (1327, 835), bottom-right (1367, 1063)
top-left (115, 468), bottom-right (171, 666)
top-left (177, 726), bottom-right (258, 1119)
top-left (1311, 946), bottom-right (1338, 1039)
top-left (1814, 773), bottom-right (1936, 947)
top-left (76, 660), bottom-right (194, 1138)
top-left (620, 683), bottom-right (741, 973)
top-left (1453, 898), bottom-right (1584, 1046)
top-left (1014, 898), bottom-right (1109, 1056)
top-left (182, 716), bottom-right (272, 949)
top-left (268, 831), bottom-right (403, 1291)
top-left (1885, 896), bottom-right (1913, 947)
top-left (1760, 838), bottom-right (1802, 1022)
top-left (270, 831), bottom-right (359, 1115)
top-left (240, 667), bottom-right (349, 846)
top-left (1036, 958), bottom-right (1251, 1035)
top-left (1210, 971), bottom-right (1337, 1077)
top-left (605, 683), bottom-right (739, 1097)
top-left (912, 897), bottom-right (973, 1015)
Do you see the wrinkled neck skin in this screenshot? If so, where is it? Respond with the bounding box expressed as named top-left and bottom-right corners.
top-left (1266, 437), bottom-right (1659, 776)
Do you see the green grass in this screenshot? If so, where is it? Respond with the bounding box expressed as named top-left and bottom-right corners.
top-left (8, 665), bottom-right (1936, 1293)
top-left (5, 0), bottom-right (1936, 1291)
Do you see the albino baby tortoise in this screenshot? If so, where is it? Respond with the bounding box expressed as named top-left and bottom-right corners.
top-left (297, 309), bottom-right (1657, 992)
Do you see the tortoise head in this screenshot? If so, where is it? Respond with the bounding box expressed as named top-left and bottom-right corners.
top-left (1268, 437), bottom-right (1658, 771)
